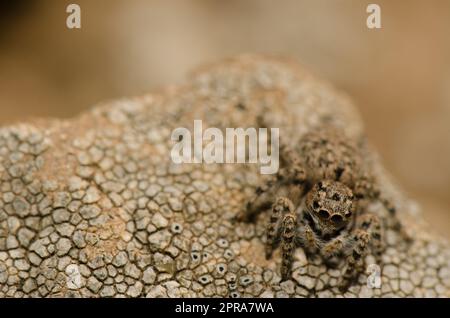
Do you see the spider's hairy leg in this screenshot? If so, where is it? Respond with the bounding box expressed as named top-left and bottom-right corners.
top-left (265, 197), bottom-right (294, 259)
top-left (379, 195), bottom-right (411, 241)
top-left (360, 213), bottom-right (384, 262)
top-left (339, 229), bottom-right (371, 292)
top-left (374, 190), bottom-right (410, 242)
top-left (237, 173), bottom-right (279, 222)
top-left (276, 142), bottom-right (307, 187)
top-left (279, 142), bottom-right (302, 167)
top-left (280, 202), bottom-right (297, 280)
top-left (355, 175), bottom-right (410, 241)
top-left (237, 145), bottom-right (306, 222)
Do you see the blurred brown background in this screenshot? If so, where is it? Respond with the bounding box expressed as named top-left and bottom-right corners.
top-left (0, 0), bottom-right (449, 238)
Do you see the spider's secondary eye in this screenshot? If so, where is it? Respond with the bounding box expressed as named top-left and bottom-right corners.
top-left (345, 211), bottom-right (352, 218)
top-left (330, 214), bottom-right (344, 224)
top-left (332, 193), bottom-right (341, 201)
top-left (318, 209), bottom-right (330, 219)
top-left (313, 201), bottom-right (320, 209)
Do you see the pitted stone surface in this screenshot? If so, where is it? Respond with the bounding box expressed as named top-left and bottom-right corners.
top-left (0, 55), bottom-right (449, 297)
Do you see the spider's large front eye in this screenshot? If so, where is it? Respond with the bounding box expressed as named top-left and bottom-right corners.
top-left (330, 214), bottom-right (344, 225)
top-left (318, 209), bottom-right (330, 219)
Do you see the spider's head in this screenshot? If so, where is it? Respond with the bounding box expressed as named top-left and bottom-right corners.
top-left (305, 180), bottom-right (354, 235)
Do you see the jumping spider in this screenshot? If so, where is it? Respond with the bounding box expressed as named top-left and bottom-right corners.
top-left (237, 127), bottom-right (406, 291)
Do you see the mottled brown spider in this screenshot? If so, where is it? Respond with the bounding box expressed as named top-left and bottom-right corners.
top-left (237, 127), bottom-right (406, 291)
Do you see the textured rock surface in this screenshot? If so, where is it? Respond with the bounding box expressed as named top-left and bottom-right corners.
top-left (0, 55), bottom-right (449, 297)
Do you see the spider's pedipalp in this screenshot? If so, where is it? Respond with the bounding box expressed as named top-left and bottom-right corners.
top-left (321, 235), bottom-right (346, 259)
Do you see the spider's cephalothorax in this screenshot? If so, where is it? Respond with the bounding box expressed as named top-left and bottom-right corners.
top-left (305, 181), bottom-right (354, 236)
top-left (237, 127), bottom-right (406, 291)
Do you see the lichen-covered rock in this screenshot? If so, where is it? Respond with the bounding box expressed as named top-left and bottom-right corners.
top-left (0, 55), bottom-right (449, 297)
